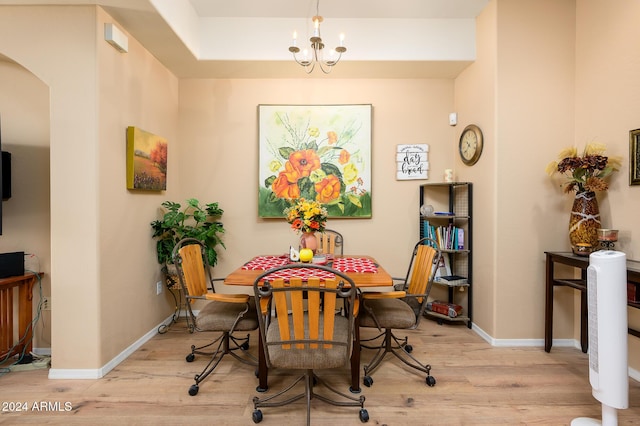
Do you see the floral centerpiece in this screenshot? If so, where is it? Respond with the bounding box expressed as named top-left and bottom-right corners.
top-left (545, 142), bottom-right (621, 253)
top-left (545, 142), bottom-right (621, 193)
top-left (284, 198), bottom-right (328, 234)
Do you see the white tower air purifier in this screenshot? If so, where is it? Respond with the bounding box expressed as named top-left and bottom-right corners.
top-left (572, 250), bottom-right (628, 426)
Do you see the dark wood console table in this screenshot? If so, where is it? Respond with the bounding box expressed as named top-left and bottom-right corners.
top-left (0, 273), bottom-right (43, 360)
top-left (545, 251), bottom-right (640, 353)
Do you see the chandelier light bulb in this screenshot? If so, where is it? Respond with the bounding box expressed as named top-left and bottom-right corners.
top-left (287, 0), bottom-right (347, 74)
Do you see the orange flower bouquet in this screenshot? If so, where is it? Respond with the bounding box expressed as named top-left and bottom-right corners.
top-left (284, 198), bottom-right (327, 234)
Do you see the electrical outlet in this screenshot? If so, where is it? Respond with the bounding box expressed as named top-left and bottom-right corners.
top-left (42, 296), bottom-right (51, 310)
top-left (156, 281), bottom-right (163, 295)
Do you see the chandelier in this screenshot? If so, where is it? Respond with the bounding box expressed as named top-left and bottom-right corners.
top-left (288, 0), bottom-right (347, 74)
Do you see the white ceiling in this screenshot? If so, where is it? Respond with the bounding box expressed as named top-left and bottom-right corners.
top-left (1, 0), bottom-right (490, 78)
top-left (188, 0), bottom-right (487, 19)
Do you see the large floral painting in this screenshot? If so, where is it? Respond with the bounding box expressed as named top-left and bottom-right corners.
top-left (258, 104), bottom-right (372, 218)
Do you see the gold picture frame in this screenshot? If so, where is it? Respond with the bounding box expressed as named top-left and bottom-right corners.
top-left (630, 128), bottom-right (640, 185)
top-left (126, 126), bottom-right (167, 191)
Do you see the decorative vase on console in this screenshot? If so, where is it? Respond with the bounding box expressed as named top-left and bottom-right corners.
top-left (545, 142), bottom-right (621, 254)
top-left (569, 191), bottom-right (600, 253)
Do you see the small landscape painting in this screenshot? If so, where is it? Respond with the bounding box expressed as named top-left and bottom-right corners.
top-left (126, 126), bottom-right (167, 191)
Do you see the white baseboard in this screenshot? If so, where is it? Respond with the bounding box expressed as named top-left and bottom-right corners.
top-left (33, 347), bottom-right (52, 356)
top-left (41, 314), bottom-right (640, 383)
top-left (471, 323), bottom-right (639, 382)
top-left (47, 313), bottom-right (175, 380)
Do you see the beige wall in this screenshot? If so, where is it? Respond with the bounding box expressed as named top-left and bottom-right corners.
top-left (0, 6), bottom-right (178, 372)
top-left (574, 0), bottom-right (640, 370)
top-left (455, 0), bottom-right (638, 369)
top-left (0, 0), bottom-right (638, 376)
top-left (95, 7), bottom-right (180, 363)
top-left (0, 59), bottom-right (51, 349)
top-left (494, 0), bottom-right (577, 340)
top-left (454, 0), bottom-right (499, 337)
top-left (0, 5), bottom-right (103, 369)
top-left (178, 79), bottom-right (456, 282)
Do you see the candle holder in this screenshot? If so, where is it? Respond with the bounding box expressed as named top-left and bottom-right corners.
top-left (597, 228), bottom-right (618, 250)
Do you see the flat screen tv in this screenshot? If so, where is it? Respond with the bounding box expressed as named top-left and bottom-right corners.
top-left (0, 115), bottom-right (3, 235)
top-left (0, 115), bottom-right (13, 235)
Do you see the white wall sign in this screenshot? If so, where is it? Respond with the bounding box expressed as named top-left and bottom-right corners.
top-left (396, 144), bottom-right (429, 180)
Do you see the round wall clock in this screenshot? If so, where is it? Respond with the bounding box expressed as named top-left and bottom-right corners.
top-left (459, 124), bottom-right (484, 166)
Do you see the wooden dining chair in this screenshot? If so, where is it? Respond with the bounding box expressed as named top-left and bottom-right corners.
top-left (172, 238), bottom-right (258, 396)
top-left (358, 237), bottom-right (441, 388)
top-left (251, 264), bottom-right (368, 425)
top-left (318, 229), bottom-right (344, 255)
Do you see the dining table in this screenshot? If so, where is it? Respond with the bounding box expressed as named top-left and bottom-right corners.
top-left (224, 254), bottom-right (394, 394)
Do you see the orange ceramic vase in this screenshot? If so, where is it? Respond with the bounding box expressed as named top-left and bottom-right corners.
top-left (300, 232), bottom-right (318, 254)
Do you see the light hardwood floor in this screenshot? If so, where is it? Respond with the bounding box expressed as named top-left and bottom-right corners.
top-left (1, 319), bottom-right (639, 425)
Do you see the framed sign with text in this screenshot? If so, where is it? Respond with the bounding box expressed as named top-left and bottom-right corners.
top-left (396, 144), bottom-right (429, 180)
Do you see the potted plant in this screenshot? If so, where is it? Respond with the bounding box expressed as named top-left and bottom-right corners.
top-left (150, 198), bottom-right (226, 270)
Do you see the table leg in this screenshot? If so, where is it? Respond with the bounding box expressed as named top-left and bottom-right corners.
top-left (544, 254), bottom-right (554, 352)
top-left (256, 329), bottom-right (268, 392)
top-left (350, 315), bottom-right (361, 393)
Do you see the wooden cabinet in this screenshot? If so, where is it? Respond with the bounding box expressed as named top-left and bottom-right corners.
top-left (0, 273), bottom-right (42, 359)
top-left (419, 182), bottom-right (472, 328)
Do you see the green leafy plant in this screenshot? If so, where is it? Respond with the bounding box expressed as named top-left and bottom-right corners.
top-left (150, 198), bottom-right (225, 266)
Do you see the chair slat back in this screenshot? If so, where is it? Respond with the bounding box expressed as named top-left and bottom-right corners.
top-left (319, 229), bottom-right (344, 255)
top-left (254, 264), bottom-right (355, 362)
top-left (271, 277), bottom-right (339, 350)
top-left (177, 243), bottom-right (209, 298)
top-left (406, 243), bottom-right (439, 301)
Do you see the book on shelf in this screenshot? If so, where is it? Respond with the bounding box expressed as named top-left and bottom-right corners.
top-left (457, 228), bottom-right (465, 250)
top-left (435, 274), bottom-right (468, 285)
top-left (426, 300), bottom-right (463, 318)
top-left (423, 220), bottom-right (465, 251)
top-left (433, 253), bottom-right (452, 279)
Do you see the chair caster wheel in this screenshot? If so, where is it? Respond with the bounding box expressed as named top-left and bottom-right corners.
top-left (405, 344), bottom-right (413, 353)
top-left (186, 353), bottom-right (195, 362)
top-left (252, 409), bottom-right (263, 423)
top-left (363, 375), bottom-right (373, 387)
top-left (254, 368), bottom-right (259, 378)
top-left (426, 375), bottom-right (436, 387)
top-left (188, 384), bottom-right (199, 396)
top-left (241, 342), bottom-right (250, 350)
top-left (359, 408), bottom-right (369, 423)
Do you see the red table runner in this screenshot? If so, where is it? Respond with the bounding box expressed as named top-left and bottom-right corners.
top-left (332, 257), bottom-right (378, 273)
top-left (260, 267), bottom-right (336, 281)
top-left (242, 256), bottom-right (289, 270)
top-left (242, 255), bottom-right (378, 274)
